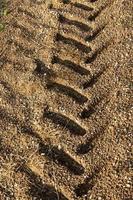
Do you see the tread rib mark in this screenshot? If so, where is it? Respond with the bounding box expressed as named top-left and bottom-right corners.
top-left (76, 125), bottom-right (108, 155)
top-left (34, 59), bottom-right (55, 77)
top-left (11, 40), bottom-right (34, 56)
top-left (88, 4), bottom-right (108, 21)
top-left (43, 110), bottom-right (86, 136)
top-left (20, 125), bottom-right (39, 139)
top-left (90, 0), bottom-right (98, 2)
top-left (20, 126), bottom-right (84, 175)
top-left (74, 167), bottom-right (100, 197)
top-left (73, 3), bottom-right (94, 12)
top-left (62, 0), bottom-right (70, 4)
top-left (52, 56), bottom-right (90, 75)
top-left (0, 107), bottom-right (19, 125)
top-left (77, 138), bottom-right (94, 155)
top-left (11, 21), bottom-right (35, 40)
top-left (0, 80), bottom-right (16, 100)
top-left (85, 43), bottom-right (109, 64)
top-left (19, 165), bottom-right (68, 200)
top-left (18, 7), bottom-right (37, 20)
top-left (56, 33), bottom-right (91, 53)
top-left (85, 24), bottom-right (106, 42)
top-left (80, 107), bottom-right (95, 119)
top-left (39, 142), bottom-right (84, 175)
top-left (85, 50), bottom-right (100, 64)
top-left (80, 95), bottom-right (104, 119)
top-left (83, 68), bottom-right (107, 89)
top-left (47, 80), bottom-right (88, 104)
top-left (59, 14), bottom-right (91, 32)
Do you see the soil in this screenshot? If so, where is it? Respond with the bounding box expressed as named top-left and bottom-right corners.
top-left (0, 0), bottom-right (132, 200)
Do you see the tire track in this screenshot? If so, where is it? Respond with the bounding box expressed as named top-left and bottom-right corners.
top-left (0, 0), bottom-right (131, 199)
top-left (0, 0), bottom-right (110, 194)
top-left (18, 164), bottom-right (68, 200)
top-left (44, 1), bottom-right (116, 199)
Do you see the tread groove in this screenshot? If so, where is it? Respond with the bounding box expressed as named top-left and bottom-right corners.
top-left (43, 110), bottom-right (86, 136)
top-left (77, 138), bottom-right (94, 155)
top-left (56, 33), bottom-right (91, 53)
top-left (76, 126), bottom-right (107, 155)
top-left (39, 142), bottom-right (84, 175)
top-left (34, 59), bottom-right (55, 77)
top-left (59, 14), bottom-right (91, 32)
top-left (85, 25), bottom-right (106, 42)
top-left (73, 3), bottom-right (94, 12)
top-left (83, 68), bottom-right (107, 89)
top-left (85, 43), bottom-right (109, 64)
top-left (11, 21), bottom-right (35, 40)
top-left (21, 126), bottom-right (84, 175)
top-left (88, 4), bottom-right (108, 21)
top-left (74, 167), bottom-right (101, 197)
top-left (47, 81), bottom-right (88, 103)
top-left (80, 107), bottom-right (96, 119)
top-left (52, 56), bottom-right (90, 75)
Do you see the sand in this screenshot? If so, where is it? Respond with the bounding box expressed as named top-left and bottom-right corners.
top-left (0, 0), bottom-right (132, 199)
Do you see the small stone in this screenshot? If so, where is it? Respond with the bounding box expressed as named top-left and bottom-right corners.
top-left (58, 144), bottom-right (61, 150)
top-left (126, 184), bottom-right (131, 188)
top-left (98, 197), bottom-right (102, 200)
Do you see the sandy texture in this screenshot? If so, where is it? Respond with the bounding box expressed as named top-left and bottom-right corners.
top-left (0, 0), bottom-right (132, 199)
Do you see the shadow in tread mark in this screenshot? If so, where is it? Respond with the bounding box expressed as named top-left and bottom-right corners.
top-left (56, 33), bottom-right (91, 53)
top-left (19, 165), bottom-right (68, 200)
top-left (74, 167), bottom-right (101, 197)
top-left (11, 40), bottom-right (34, 56)
top-left (73, 3), bottom-right (94, 12)
top-left (77, 137), bottom-right (94, 155)
top-left (21, 125), bottom-right (40, 139)
top-left (47, 81), bottom-right (88, 104)
top-left (0, 186), bottom-right (15, 199)
top-left (62, 1), bottom-right (94, 11)
top-left (85, 43), bottom-right (109, 64)
top-left (39, 142), bottom-right (84, 175)
top-left (77, 125), bottom-right (108, 154)
top-left (80, 95), bottom-right (104, 119)
top-left (11, 21), bottom-right (35, 40)
top-left (90, 0), bottom-right (98, 2)
top-left (88, 4), bottom-right (108, 21)
top-left (0, 80), bottom-right (16, 100)
top-left (80, 107), bottom-right (95, 119)
top-left (0, 108), bottom-right (19, 125)
top-left (59, 14), bottom-right (92, 32)
top-left (85, 50), bottom-right (100, 64)
top-left (83, 68), bottom-right (107, 89)
top-left (20, 126), bottom-right (84, 175)
top-left (30, 0), bottom-right (48, 5)
top-left (34, 59), bottom-right (55, 77)
top-left (85, 25), bottom-right (106, 42)
top-left (0, 144), bottom-right (12, 158)
top-left (18, 7), bottom-right (37, 19)
top-left (62, 0), bottom-right (70, 4)
top-left (52, 56), bottom-right (90, 75)
top-left (43, 110), bottom-right (86, 136)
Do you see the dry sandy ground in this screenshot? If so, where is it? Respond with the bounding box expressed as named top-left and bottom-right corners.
top-left (0, 0), bottom-right (132, 199)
